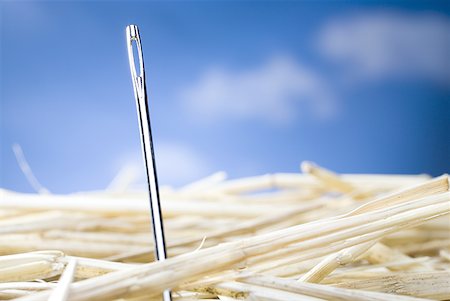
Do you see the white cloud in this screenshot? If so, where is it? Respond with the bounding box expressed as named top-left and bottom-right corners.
top-left (180, 56), bottom-right (336, 125)
top-left (155, 142), bottom-right (211, 186)
top-left (318, 12), bottom-right (450, 84)
top-left (113, 142), bottom-right (211, 188)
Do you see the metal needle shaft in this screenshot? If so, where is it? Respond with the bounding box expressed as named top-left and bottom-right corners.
top-left (126, 24), bottom-right (172, 301)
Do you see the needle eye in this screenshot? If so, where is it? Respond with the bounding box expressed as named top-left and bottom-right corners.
top-left (126, 25), bottom-right (145, 96)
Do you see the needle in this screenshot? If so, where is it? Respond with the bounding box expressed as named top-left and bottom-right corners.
top-left (126, 24), bottom-right (172, 301)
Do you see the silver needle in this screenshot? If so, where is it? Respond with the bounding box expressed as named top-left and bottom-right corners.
top-left (126, 24), bottom-right (172, 301)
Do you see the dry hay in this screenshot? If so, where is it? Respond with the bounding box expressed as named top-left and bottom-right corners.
top-left (0, 162), bottom-right (449, 300)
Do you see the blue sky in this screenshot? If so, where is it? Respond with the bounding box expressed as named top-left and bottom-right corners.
top-left (1, 1), bottom-right (449, 193)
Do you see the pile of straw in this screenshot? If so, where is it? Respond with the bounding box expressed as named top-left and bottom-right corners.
top-left (0, 162), bottom-right (449, 300)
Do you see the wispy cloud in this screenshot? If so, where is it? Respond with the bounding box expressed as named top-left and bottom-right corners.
top-left (116, 142), bottom-right (212, 188)
top-left (318, 11), bottom-right (450, 85)
top-left (155, 142), bottom-right (211, 186)
top-left (179, 56), bottom-right (336, 125)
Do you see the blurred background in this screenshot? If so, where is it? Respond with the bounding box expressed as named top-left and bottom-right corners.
top-left (1, 1), bottom-right (449, 194)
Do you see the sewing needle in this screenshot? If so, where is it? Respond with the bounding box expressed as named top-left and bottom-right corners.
top-left (126, 24), bottom-right (172, 301)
